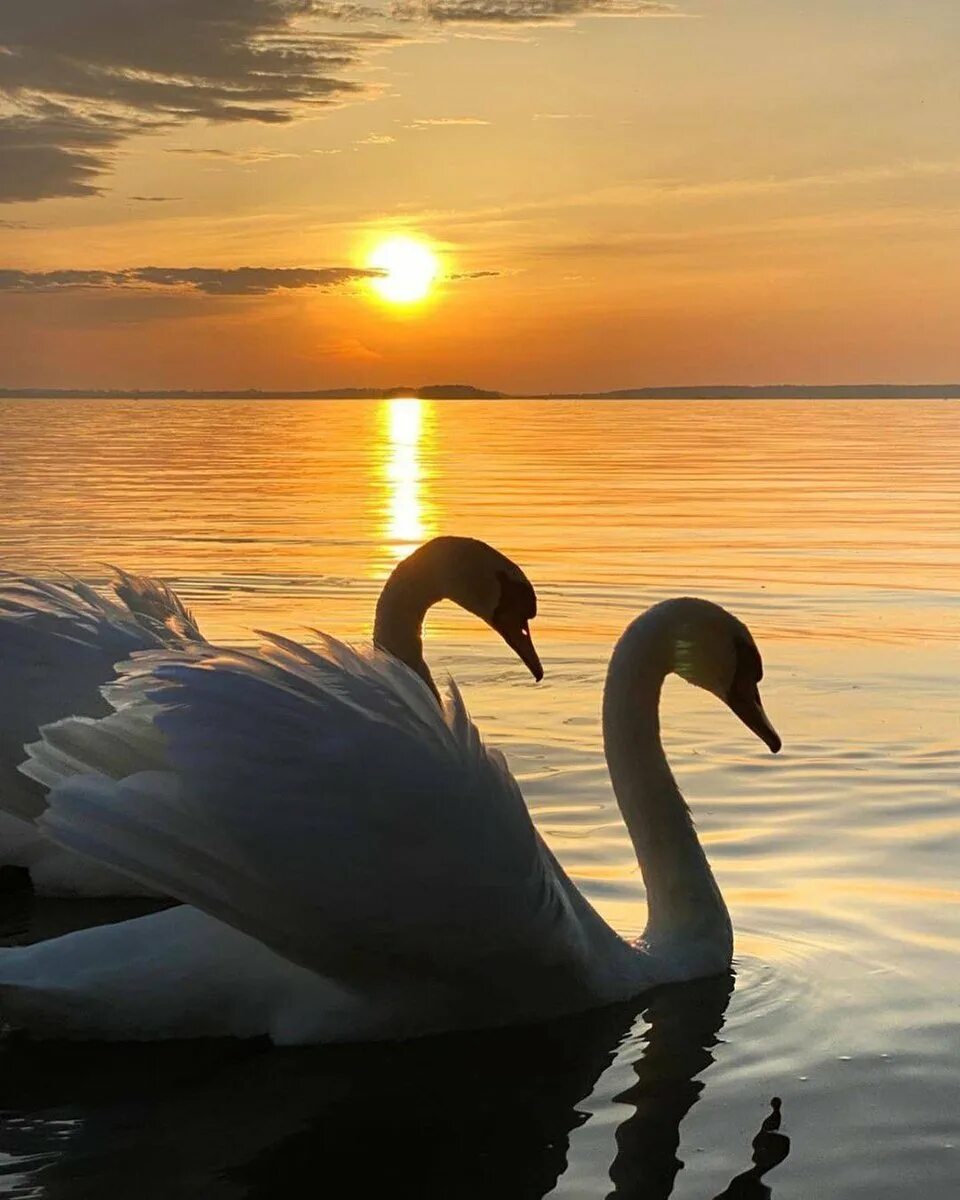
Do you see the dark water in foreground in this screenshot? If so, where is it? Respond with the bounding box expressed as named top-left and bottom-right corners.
top-left (1, 972), bottom-right (789, 1200)
top-left (1, 398), bottom-right (958, 1197)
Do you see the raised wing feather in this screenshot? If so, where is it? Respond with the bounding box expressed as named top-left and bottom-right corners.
top-left (109, 567), bottom-right (203, 643)
top-left (29, 634), bottom-right (598, 1003)
top-left (0, 573), bottom-right (172, 822)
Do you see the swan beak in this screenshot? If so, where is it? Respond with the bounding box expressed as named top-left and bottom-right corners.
top-left (726, 680), bottom-right (781, 753)
top-left (494, 618), bottom-right (544, 681)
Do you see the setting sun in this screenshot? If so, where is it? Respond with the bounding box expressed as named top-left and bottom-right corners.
top-left (367, 236), bottom-right (438, 305)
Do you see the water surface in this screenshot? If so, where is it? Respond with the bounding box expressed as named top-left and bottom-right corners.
top-left (0, 398), bottom-right (957, 1198)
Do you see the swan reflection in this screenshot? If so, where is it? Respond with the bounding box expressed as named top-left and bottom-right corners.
top-left (0, 971), bottom-right (790, 1199)
top-left (713, 1098), bottom-right (790, 1200)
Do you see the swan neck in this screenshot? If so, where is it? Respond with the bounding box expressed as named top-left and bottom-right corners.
top-left (373, 554), bottom-right (442, 701)
top-left (603, 610), bottom-right (730, 953)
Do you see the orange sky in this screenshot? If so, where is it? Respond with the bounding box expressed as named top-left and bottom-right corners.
top-left (2, 1), bottom-right (960, 392)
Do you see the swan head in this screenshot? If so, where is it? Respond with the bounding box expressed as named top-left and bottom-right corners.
top-left (401, 537), bottom-right (543, 681)
top-left (668, 598), bottom-right (781, 753)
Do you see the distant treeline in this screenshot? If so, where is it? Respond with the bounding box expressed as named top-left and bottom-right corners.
top-left (0, 384), bottom-right (505, 400)
top-left (543, 385), bottom-right (960, 399)
top-left (3, 384), bottom-right (959, 400)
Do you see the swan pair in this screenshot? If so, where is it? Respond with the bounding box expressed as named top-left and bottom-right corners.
top-left (0, 537), bottom-right (779, 1043)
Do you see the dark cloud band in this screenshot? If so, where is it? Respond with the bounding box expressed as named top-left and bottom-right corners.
top-left (0, 266), bottom-right (383, 296)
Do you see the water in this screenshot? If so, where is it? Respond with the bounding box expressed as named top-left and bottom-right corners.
top-left (0, 397), bottom-right (957, 1198)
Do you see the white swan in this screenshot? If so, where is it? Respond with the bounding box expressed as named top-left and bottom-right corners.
top-left (0, 538), bottom-right (542, 895)
top-left (0, 597), bottom-right (779, 1043)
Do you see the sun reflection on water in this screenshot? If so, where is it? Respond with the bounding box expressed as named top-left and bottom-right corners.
top-left (381, 397), bottom-right (434, 562)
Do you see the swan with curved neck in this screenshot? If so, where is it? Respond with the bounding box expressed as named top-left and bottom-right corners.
top-left (374, 535), bottom-right (543, 698)
top-left (0, 536), bottom-right (541, 896)
top-left (599, 598), bottom-right (780, 985)
top-left (0, 597), bottom-right (780, 1042)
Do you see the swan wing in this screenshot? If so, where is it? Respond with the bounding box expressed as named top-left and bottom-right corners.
top-left (0, 573), bottom-right (169, 823)
top-left (108, 566), bottom-right (203, 643)
top-left (27, 635), bottom-right (585, 1003)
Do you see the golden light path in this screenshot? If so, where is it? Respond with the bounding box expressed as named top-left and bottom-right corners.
top-left (382, 397), bottom-right (434, 561)
top-left (368, 236), bottom-right (439, 304)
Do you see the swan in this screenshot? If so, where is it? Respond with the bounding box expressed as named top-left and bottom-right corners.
top-left (0, 597), bottom-right (779, 1043)
top-left (0, 537), bottom-right (542, 896)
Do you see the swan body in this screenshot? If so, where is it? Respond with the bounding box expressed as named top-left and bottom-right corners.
top-left (0, 539), bottom-right (541, 896)
top-left (0, 598), bottom-right (779, 1042)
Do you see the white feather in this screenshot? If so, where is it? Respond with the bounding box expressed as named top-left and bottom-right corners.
top-left (0, 570), bottom-right (200, 892)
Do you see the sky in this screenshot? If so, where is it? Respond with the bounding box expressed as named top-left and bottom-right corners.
top-left (2, 0), bottom-right (960, 393)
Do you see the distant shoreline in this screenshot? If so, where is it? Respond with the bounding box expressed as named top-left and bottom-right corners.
top-left (2, 384), bottom-right (959, 400)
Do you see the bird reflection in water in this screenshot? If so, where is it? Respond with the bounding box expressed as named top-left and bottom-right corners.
top-left (713, 1098), bottom-right (790, 1200)
top-left (605, 974), bottom-right (789, 1200)
top-left (0, 972), bottom-right (790, 1199)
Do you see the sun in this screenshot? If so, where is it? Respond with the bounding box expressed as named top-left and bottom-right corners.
top-left (367, 236), bottom-right (439, 305)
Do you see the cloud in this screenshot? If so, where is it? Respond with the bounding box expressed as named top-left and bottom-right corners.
top-left (316, 1), bottom-right (671, 19)
top-left (130, 195), bottom-right (182, 203)
top-left (0, 100), bottom-right (146, 202)
top-left (447, 269), bottom-right (500, 279)
top-left (389, 1), bottom-right (671, 23)
top-left (1, 0), bottom-right (672, 202)
top-left (0, 265), bottom-right (382, 296)
top-left (406, 116), bottom-right (490, 126)
top-left (0, 269), bottom-right (128, 290)
top-left (165, 145), bottom-right (301, 163)
top-left (0, 0), bottom-right (376, 202)
top-left (0, 2), bottom-right (371, 120)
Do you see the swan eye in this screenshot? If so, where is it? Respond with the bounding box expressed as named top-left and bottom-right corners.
top-left (493, 570), bottom-right (537, 624)
top-left (733, 636), bottom-right (763, 683)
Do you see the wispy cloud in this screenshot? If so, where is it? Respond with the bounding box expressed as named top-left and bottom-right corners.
top-left (532, 203), bottom-right (960, 270)
top-left (164, 145), bottom-right (304, 163)
top-left (389, 1), bottom-right (671, 23)
top-left (0, 265), bottom-right (383, 296)
top-left (406, 116), bottom-right (490, 127)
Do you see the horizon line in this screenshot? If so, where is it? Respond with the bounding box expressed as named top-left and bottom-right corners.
top-left (3, 382), bottom-right (960, 400)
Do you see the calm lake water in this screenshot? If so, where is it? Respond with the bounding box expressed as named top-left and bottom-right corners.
top-left (0, 397), bottom-right (957, 1198)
